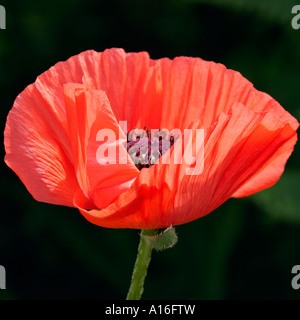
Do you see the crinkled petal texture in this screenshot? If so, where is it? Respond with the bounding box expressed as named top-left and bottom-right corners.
top-left (4, 48), bottom-right (299, 229)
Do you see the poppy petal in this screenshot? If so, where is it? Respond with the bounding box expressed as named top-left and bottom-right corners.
top-left (75, 102), bottom-right (297, 229)
top-left (149, 56), bottom-right (299, 132)
top-left (4, 88), bottom-right (78, 206)
top-left (171, 103), bottom-right (297, 226)
top-left (16, 48), bottom-right (298, 134)
top-left (64, 83), bottom-right (139, 208)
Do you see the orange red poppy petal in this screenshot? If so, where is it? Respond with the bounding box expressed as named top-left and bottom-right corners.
top-left (4, 85), bottom-right (78, 206)
top-left (75, 102), bottom-right (297, 229)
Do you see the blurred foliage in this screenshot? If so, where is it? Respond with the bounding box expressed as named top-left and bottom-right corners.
top-left (0, 0), bottom-right (300, 300)
top-left (187, 0), bottom-right (300, 24)
top-left (251, 170), bottom-right (300, 224)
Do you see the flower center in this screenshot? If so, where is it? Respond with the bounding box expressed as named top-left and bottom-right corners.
top-left (126, 128), bottom-right (177, 170)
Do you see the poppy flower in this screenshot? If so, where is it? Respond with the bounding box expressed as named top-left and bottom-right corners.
top-left (4, 48), bottom-right (299, 229)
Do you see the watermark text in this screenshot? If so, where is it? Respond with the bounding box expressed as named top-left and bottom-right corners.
top-left (0, 5), bottom-right (5, 30)
top-left (95, 122), bottom-right (204, 176)
top-left (291, 5), bottom-right (300, 30)
top-left (0, 265), bottom-right (5, 289)
top-left (291, 265), bottom-right (300, 290)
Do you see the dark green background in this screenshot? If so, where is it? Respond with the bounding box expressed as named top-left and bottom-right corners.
top-left (0, 0), bottom-right (300, 300)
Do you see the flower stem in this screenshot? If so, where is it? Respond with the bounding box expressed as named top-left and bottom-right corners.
top-left (126, 229), bottom-right (156, 300)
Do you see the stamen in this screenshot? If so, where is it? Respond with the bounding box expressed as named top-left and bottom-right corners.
top-left (126, 128), bottom-right (179, 170)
